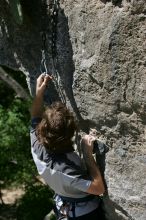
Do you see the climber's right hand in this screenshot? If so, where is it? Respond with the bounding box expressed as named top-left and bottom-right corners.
top-left (36, 73), bottom-right (52, 96)
top-left (81, 135), bottom-right (96, 155)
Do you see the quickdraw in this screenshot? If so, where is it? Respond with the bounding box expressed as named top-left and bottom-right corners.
top-left (40, 0), bottom-right (66, 104)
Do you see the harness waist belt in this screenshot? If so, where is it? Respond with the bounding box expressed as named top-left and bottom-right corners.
top-left (59, 194), bottom-right (99, 203)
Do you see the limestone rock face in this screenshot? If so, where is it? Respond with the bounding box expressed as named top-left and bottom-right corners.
top-left (0, 0), bottom-right (146, 219)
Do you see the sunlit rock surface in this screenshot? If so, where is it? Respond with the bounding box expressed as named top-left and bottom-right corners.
top-left (0, 0), bottom-right (146, 219)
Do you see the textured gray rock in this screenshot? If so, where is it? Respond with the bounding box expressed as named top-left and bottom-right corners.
top-left (0, 0), bottom-right (146, 219)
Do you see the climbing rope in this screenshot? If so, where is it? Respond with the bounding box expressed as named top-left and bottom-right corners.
top-left (40, 0), bottom-right (66, 104)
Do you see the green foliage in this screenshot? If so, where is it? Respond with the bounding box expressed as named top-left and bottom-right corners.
top-left (0, 98), bottom-right (35, 186)
top-left (50, 214), bottom-right (57, 220)
top-left (0, 71), bottom-right (55, 220)
top-left (17, 185), bottom-right (54, 220)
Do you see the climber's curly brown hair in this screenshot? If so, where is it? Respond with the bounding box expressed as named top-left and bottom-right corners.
top-left (36, 102), bottom-right (78, 154)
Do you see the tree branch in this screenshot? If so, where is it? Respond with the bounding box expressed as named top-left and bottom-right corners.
top-left (0, 67), bottom-right (30, 100)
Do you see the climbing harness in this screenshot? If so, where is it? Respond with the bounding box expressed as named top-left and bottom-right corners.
top-left (40, 0), bottom-right (66, 104)
top-left (54, 194), bottom-right (100, 220)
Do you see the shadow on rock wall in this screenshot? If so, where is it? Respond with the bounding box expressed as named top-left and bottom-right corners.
top-left (100, 0), bottom-right (123, 7)
top-left (95, 153), bottom-right (134, 220)
top-left (55, 4), bottom-right (102, 133)
top-left (0, 0), bottom-right (107, 132)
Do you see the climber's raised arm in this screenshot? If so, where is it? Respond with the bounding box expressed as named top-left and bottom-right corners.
top-left (30, 73), bottom-right (52, 119)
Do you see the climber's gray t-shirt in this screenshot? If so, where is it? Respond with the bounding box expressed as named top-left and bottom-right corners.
top-left (30, 118), bottom-right (99, 217)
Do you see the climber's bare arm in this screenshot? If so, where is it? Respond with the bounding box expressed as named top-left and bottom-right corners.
top-left (82, 135), bottom-right (105, 195)
top-left (30, 74), bottom-right (52, 118)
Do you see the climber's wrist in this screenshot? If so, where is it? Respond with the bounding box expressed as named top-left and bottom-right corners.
top-left (35, 90), bottom-right (44, 99)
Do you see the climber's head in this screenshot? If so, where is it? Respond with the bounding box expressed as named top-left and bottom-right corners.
top-left (36, 101), bottom-right (77, 153)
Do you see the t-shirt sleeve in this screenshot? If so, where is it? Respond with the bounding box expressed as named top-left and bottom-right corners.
top-left (30, 117), bottom-right (41, 147)
top-left (30, 117), bottom-right (48, 175)
top-left (60, 167), bottom-right (92, 194)
top-left (31, 117), bottom-right (42, 129)
top-left (42, 166), bottom-right (91, 196)
top-left (70, 174), bottom-right (91, 193)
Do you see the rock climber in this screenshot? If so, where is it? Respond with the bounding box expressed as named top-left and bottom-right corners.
top-left (30, 73), bottom-right (106, 220)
